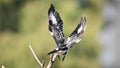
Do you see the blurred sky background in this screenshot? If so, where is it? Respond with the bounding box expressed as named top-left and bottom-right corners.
top-left (0, 0), bottom-right (120, 68)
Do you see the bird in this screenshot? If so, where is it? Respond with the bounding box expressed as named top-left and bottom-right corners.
top-left (47, 4), bottom-right (87, 61)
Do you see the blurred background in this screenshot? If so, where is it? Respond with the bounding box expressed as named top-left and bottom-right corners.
top-left (0, 0), bottom-right (119, 68)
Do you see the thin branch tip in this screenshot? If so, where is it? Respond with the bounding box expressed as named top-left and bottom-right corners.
top-left (29, 45), bottom-right (58, 68)
top-left (29, 45), bottom-right (43, 67)
top-left (1, 65), bottom-right (5, 68)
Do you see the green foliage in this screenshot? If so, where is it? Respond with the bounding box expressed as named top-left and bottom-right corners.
top-left (0, 0), bottom-right (103, 68)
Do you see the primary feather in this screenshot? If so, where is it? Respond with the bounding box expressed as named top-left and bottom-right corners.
top-left (65, 16), bottom-right (87, 48)
top-left (48, 4), bottom-right (65, 47)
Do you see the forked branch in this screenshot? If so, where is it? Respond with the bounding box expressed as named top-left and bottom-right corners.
top-left (29, 45), bottom-right (58, 68)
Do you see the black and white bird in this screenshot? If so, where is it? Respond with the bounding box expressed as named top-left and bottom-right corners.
top-left (48, 4), bottom-right (87, 61)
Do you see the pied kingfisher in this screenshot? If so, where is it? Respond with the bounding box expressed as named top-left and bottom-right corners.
top-left (47, 4), bottom-right (87, 61)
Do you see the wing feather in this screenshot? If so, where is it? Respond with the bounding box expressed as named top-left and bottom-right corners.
top-left (65, 16), bottom-right (87, 48)
top-left (48, 4), bottom-right (65, 47)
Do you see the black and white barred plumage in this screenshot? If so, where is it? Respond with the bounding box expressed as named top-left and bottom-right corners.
top-left (48, 4), bottom-right (87, 61)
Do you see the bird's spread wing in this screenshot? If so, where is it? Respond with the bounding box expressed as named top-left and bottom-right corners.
top-left (64, 16), bottom-right (87, 48)
top-left (48, 4), bottom-right (65, 47)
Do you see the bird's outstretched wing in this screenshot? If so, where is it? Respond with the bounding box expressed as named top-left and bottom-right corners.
top-left (64, 16), bottom-right (87, 48)
top-left (48, 4), bottom-right (65, 47)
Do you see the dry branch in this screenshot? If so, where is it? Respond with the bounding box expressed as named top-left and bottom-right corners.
top-left (29, 45), bottom-right (58, 68)
top-left (46, 54), bottom-right (58, 68)
top-left (1, 65), bottom-right (5, 68)
top-left (29, 45), bottom-right (43, 67)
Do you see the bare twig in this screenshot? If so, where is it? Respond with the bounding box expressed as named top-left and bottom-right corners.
top-left (29, 45), bottom-right (58, 68)
top-left (1, 65), bottom-right (5, 68)
top-left (46, 54), bottom-right (58, 68)
top-left (29, 45), bottom-right (43, 67)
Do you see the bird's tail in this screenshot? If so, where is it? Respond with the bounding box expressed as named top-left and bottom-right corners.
top-left (47, 49), bottom-right (58, 55)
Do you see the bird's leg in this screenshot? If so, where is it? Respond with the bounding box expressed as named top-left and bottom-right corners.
top-left (62, 55), bottom-right (66, 61)
top-left (57, 54), bottom-right (61, 60)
